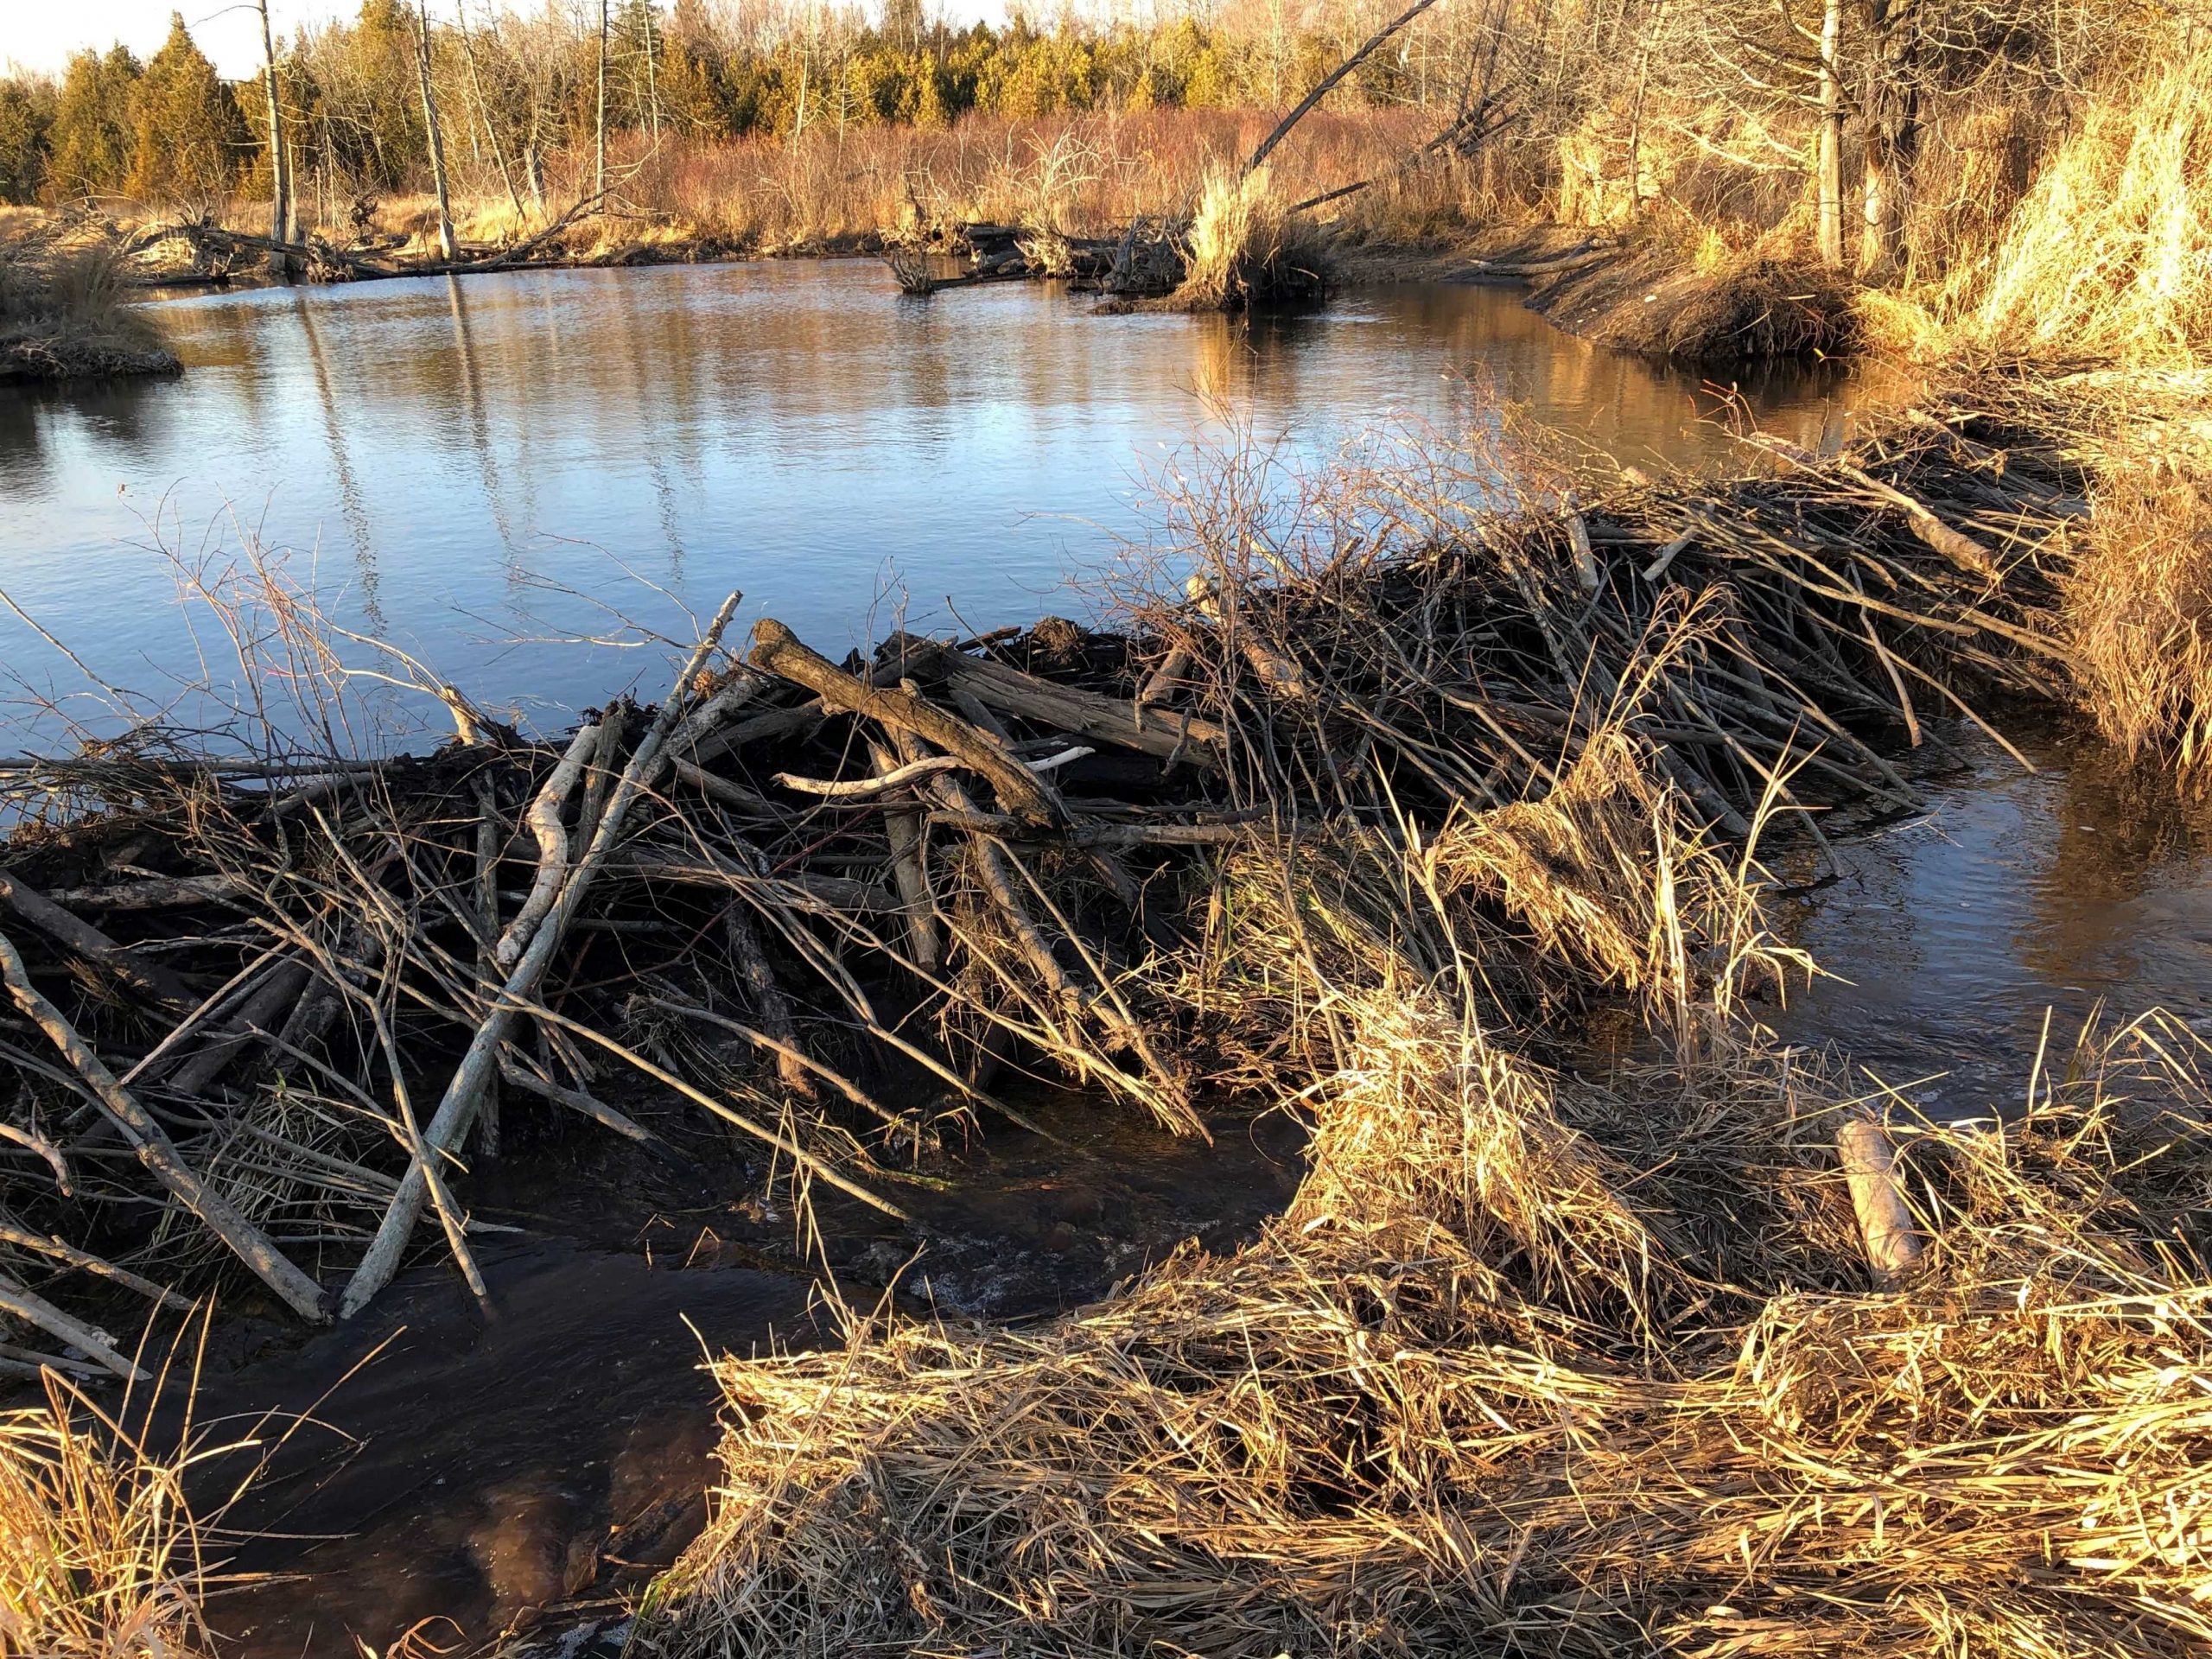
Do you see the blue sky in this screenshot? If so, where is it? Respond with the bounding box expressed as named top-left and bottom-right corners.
top-left (6, 1), bottom-right (341, 79)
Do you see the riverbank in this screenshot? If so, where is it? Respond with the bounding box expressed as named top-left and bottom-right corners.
top-left (8, 357), bottom-right (2209, 1652)
top-left (0, 219), bottom-right (180, 385)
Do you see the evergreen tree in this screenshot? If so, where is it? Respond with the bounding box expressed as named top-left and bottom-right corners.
top-left (48, 47), bottom-right (141, 200)
top-left (0, 79), bottom-right (54, 204)
top-left (129, 14), bottom-right (251, 205)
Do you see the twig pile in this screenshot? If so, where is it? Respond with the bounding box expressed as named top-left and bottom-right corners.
top-left (0, 385), bottom-right (2089, 1370)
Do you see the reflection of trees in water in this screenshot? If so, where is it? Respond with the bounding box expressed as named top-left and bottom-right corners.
top-left (445, 276), bottom-right (521, 578)
top-left (605, 272), bottom-right (687, 580)
top-left (293, 293), bottom-right (384, 635)
top-left (2024, 732), bottom-right (2212, 985)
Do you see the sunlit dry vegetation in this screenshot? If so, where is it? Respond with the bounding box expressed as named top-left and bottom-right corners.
top-left (0, 1375), bottom-right (213, 1659)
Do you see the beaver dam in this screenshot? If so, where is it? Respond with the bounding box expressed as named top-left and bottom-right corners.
top-left (4, 366), bottom-right (2211, 1656)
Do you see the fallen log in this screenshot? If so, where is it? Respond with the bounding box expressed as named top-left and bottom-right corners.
top-left (0, 870), bottom-right (198, 1014)
top-left (749, 620), bottom-right (1063, 825)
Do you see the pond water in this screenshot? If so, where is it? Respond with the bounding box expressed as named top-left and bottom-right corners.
top-left (1, 259), bottom-right (1866, 747)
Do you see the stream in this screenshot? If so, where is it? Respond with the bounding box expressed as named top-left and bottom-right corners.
top-left (3, 262), bottom-right (2206, 1655)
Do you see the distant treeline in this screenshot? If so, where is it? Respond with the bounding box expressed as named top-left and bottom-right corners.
top-left (0, 0), bottom-right (1452, 208)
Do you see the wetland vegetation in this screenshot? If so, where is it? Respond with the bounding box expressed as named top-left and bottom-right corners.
top-left (3, 0), bottom-right (2211, 1652)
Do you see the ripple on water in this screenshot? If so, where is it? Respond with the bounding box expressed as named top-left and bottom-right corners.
top-left (1774, 722), bottom-right (2212, 1118)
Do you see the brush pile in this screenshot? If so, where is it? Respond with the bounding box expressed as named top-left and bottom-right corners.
top-left (0, 232), bottom-right (177, 385)
top-left (0, 381), bottom-right (2094, 1376)
top-left (650, 739), bottom-right (2212, 1656)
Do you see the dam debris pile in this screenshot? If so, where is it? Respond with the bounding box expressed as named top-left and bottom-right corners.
top-left (0, 381), bottom-right (2089, 1352)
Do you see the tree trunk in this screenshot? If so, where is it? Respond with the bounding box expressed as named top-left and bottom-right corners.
top-left (1857, 0), bottom-right (1922, 277)
top-left (257, 0), bottom-right (292, 278)
top-left (1622, 0), bottom-right (1667, 219)
top-left (640, 0), bottom-right (662, 140)
top-left (457, 1), bottom-right (526, 221)
top-left (596, 0), bottom-right (610, 195)
top-left (1815, 0), bottom-right (1845, 270)
top-left (416, 0), bottom-right (460, 261)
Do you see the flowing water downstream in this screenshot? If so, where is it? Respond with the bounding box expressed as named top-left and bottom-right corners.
top-left (3, 261), bottom-right (2208, 1655)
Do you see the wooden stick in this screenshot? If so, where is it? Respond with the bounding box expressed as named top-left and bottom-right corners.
top-left (0, 1272), bottom-right (147, 1382)
top-left (0, 1122), bottom-right (70, 1194)
top-left (891, 630), bottom-right (1225, 760)
top-left (0, 1222), bottom-right (191, 1311)
top-left (42, 874), bottom-right (250, 912)
top-left (340, 594), bottom-right (742, 1319)
top-left (772, 754), bottom-right (963, 798)
top-left (721, 898), bottom-right (817, 1100)
top-left (167, 957), bottom-right (312, 1096)
top-left (473, 773), bottom-right (504, 1156)
top-left (496, 1053), bottom-right (671, 1154)
top-left (0, 925), bottom-right (328, 1322)
top-left (869, 737), bottom-right (941, 970)
top-left (748, 620), bottom-right (1062, 825)
top-left (0, 870), bottom-right (197, 1014)
top-left (671, 757), bottom-right (785, 818)
top-left (1837, 1113), bottom-right (1925, 1288)
top-left (495, 721), bottom-right (599, 971)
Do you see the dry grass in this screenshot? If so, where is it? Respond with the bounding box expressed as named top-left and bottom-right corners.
top-left (1170, 164), bottom-right (1332, 310)
top-left (1988, 365), bottom-right (2212, 778)
top-left (1959, 44), bottom-right (2212, 365)
top-left (649, 702), bottom-right (2212, 1657)
top-left (308, 109), bottom-right (1447, 263)
top-left (0, 1375), bottom-right (213, 1659)
top-left (0, 237), bottom-right (176, 383)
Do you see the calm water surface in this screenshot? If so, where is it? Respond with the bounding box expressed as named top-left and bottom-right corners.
top-left (1, 259), bottom-right (1865, 743)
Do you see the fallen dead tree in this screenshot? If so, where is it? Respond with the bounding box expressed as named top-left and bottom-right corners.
top-left (0, 380), bottom-right (2090, 1360)
top-left (128, 192), bottom-right (610, 288)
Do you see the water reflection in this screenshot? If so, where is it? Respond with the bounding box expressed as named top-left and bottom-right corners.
top-left (1775, 725), bottom-right (2212, 1114)
top-left (1, 261), bottom-right (1881, 744)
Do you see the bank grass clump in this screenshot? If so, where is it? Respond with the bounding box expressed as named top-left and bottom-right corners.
top-left (0, 1374), bottom-right (213, 1659)
top-left (1961, 42), bottom-right (2212, 365)
top-left (1173, 166), bottom-right (1332, 311)
top-left (0, 238), bottom-right (178, 384)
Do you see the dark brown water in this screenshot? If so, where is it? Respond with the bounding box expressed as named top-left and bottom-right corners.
top-left (1775, 722), bottom-right (2212, 1119)
top-left (188, 1086), bottom-right (1304, 1656)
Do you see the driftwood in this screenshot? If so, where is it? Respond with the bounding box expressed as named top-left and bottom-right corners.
top-left (1836, 1113), bottom-right (1926, 1288)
